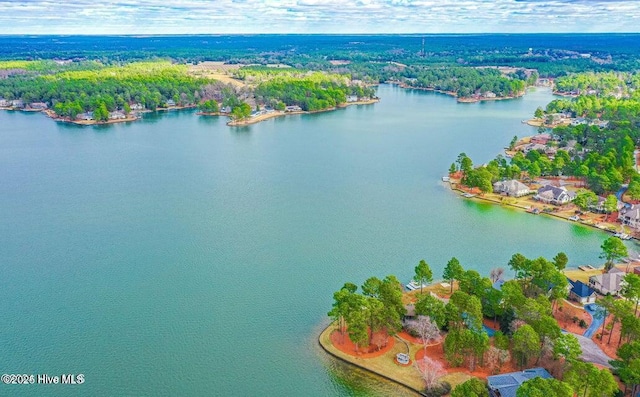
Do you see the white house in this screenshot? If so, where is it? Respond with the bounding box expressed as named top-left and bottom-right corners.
top-left (534, 185), bottom-right (576, 205)
top-left (493, 180), bottom-right (531, 197)
top-left (619, 205), bottom-right (640, 229)
top-left (589, 268), bottom-right (625, 296)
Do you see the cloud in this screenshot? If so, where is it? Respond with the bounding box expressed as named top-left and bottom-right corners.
top-left (0, 0), bottom-right (637, 34)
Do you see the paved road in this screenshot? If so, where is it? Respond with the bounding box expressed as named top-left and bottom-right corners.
top-left (573, 333), bottom-right (612, 368)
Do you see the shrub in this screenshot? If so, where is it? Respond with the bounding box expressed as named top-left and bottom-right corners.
top-left (579, 319), bottom-right (587, 328)
top-left (423, 381), bottom-right (451, 397)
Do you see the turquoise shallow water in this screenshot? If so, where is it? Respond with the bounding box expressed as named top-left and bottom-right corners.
top-left (0, 85), bottom-right (611, 396)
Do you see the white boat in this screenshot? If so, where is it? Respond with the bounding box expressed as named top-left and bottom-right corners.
top-left (442, 176), bottom-right (450, 182)
top-left (568, 215), bottom-right (580, 221)
top-left (614, 232), bottom-right (632, 240)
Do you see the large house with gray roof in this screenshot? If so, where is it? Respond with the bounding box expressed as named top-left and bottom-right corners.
top-left (534, 185), bottom-right (576, 205)
top-left (620, 205), bottom-right (640, 230)
top-left (589, 267), bottom-right (625, 296)
top-left (487, 368), bottom-right (553, 397)
top-left (493, 180), bottom-right (531, 197)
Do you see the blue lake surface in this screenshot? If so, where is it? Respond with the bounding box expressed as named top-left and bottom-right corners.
top-left (0, 85), bottom-right (614, 396)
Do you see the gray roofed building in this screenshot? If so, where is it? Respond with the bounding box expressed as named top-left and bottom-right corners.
top-left (493, 180), bottom-right (531, 197)
top-left (534, 185), bottom-right (576, 205)
top-left (488, 368), bottom-right (553, 397)
top-left (620, 205), bottom-right (640, 230)
top-left (589, 268), bottom-right (625, 296)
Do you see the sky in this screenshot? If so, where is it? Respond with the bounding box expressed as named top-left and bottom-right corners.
top-left (1, 0), bottom-right (639, 34)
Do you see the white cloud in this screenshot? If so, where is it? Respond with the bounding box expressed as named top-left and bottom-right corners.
top-left (0, 0), bottom-right (637, 33)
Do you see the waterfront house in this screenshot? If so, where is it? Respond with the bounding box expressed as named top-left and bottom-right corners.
top-left (109, 111), bottom-right (126, 120)
top-left (493, 180), bottom-right (531, 197)
top-left (568, 278), bottom-right (597, 304)
top-left (589, 268), bottom-right (625, 296)
top-left (534, 185), bottom-right (576, 205)
top-left (619, 205), bottom-right (640, 229)
top-left (488, 368), bottom-right (553, 397)
top-left (0, 98), bottom-right (9, 107)
top-left (285, 105), bottom-right (302, 112)
top-left (11, 99), bottom-right (24, 109)
top-left (530, 133), bottom-right (551, 145)
top-left (165, 99), bottom-right (176, 107)
top-left (29, 102), bottom-right (48, 110)
top-left (346, 95), bottom-right (358, 102)
top-left (76, 112), bottom-right (94, 121)
top-left (130, 103), bottom-right (144, 111)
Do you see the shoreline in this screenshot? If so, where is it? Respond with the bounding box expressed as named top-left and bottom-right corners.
top-left (43, 109), bottom-right (139, 126)
top-left (318, 323), bottom-right (427, 397)
top-left (445, 179), bottom-right (636, 241)
top-left (226, 98), bottom-right (380, 127)
top-left (392, 81), bottom-right (526, 103)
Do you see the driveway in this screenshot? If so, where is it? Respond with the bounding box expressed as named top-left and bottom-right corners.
top-left (572, 333), bottom-right (613, 368)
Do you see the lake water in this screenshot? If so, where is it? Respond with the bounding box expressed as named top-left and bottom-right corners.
top-left (0, 85), bottom-right (612, 396)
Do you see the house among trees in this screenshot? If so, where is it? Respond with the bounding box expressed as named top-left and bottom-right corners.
top-left (28, 102), bottom-right (48, 110)
top-left (77, 111), bottom-right (94, 121)
top-left (10, 99), bottom-right (24, 109)
top-left (567, 278), bottom-right (597, 304)
top-left (487, 368), bottom-right (553, 397)
top-left (530, 133), bottom-right (551, 145)
top-left (589, 267), bottom-right (625, 296)
top-left (534, 185), bottom-right (576, 205)
top-left (493, 180), bottom-right (531, 197)
top-left (619, 205), bottom-right (640, 229)
top-left (0, 98), bottom-right (8, 107)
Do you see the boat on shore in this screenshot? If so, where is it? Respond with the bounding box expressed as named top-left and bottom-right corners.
top-left (614, 232), bottom-right (632, 240)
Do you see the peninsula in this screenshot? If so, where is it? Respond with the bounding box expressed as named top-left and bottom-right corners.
top-left (321, 252), bottom-right (639, 396)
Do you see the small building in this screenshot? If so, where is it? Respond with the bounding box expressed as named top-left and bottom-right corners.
top-left (493, 180), bottom-right (531, 197)
top-left (346, 95), bottom-right (358, 102)
top-left (109, 111), bottom-right (126, 120)
top-left (488, 368), bottom-right (553, 397)
top-left (483, 91), bottom-right (497, 98)
top-left (76, 112), bottom-right (94, 121)
top-left (568, 278), bottom-right (597, 304)
top-left (130, 103), bottom-right (144, 111)
top-left (571, 118), bottom-right (587, 126)
top-left (165, 99), bottom-right (176, 107)
top-left (0, 98), bottom-right (9, 107)
top-left (530, 133), bottom-right (551, 145)
top-left (29, 102), bottom-right (48, 110)
top-left (534, 185), bottom-right (576, 205)
top-left (619, 205), bottom-right (640, 229)
top-left (285, 105), bottom-right (302, 112)
top-left (10, 99), bottom-right (24, 109)
top-left (589, 268), bottom-right (625, 296)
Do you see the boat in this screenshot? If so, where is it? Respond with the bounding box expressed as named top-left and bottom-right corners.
top-left (568, 215), bottom-right (580, 221)
top-left (462, 193), bottom-right (476, 198)
top-left (614, 232), bottom-right (632, 240)
top-left (442, 176), bottom-right (450, 182)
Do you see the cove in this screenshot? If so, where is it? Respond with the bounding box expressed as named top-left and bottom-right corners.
top-left (0, 84), bottom-right (610, 396)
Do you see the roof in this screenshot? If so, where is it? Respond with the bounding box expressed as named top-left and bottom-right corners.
top-left (590, 269), bottom-right (624, 294)
top-left (492, 279), bottom-right (505, 290)
top-left (488, 368), bottom-right (552, 397)
top-left (537, 185), bottom-right (576, 200)
top-left (568, 278), bottom-right (596, 298)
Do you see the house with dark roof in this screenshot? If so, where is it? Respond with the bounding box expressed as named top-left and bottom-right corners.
top-left (568, 278), bottom-right (597, 304)
top-left (493, 180), bottom-right (531, 197)
top-left (534, 185), bottom-right (576, 205)
top-left (487, 368), bottom-right (552, 397)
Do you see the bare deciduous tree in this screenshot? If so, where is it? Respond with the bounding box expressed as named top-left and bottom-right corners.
top-left (490, 267), bottom-right (505, 283)
top-left (415, 356), bottom-right (445, 390)
top-left (485, 346), bottom-right (511, 374)
top-left (406, 315), bottom-right (441, 352)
